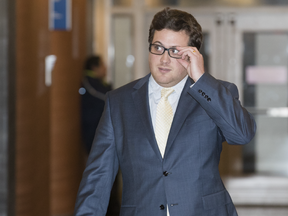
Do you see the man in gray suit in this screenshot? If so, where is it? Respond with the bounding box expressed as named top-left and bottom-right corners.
top-left (74, 7), bottom-right (256, 216)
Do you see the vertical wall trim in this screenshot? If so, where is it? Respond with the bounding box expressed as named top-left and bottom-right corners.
top-left (8, 0), bottom-right (16, 214)
top-left (0, 0), bottom-right (8, 213)
top-left (0, 0), bottom-right (16, 215)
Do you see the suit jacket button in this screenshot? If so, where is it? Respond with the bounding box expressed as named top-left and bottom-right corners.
top-left (204, 95), bottom-right (208, 99)
top-left (163, 171), bottom-right (169, 176)
top-left (202, 92), bottom-right (206, 96)
top-left (207, 98), bottom-right (211, 102)
top-left (160, 205), bottom-right (165, 210)
top-left (198, 89), bottom-right (202, 93)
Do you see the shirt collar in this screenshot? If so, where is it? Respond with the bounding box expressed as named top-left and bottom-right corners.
top-left (149, 74), bottom-right (188, 102)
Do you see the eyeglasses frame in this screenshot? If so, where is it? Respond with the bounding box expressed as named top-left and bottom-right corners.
top-left (149, 43), bottom-right (182, 59)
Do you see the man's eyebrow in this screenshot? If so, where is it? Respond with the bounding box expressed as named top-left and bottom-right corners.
top-left (153, 41), bottom-right (163, 45)
top-left (152, 41), bottom-right (179, 48)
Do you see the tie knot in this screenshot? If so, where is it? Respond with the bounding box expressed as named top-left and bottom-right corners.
top-left (161, 88), bottom-right (174, 99)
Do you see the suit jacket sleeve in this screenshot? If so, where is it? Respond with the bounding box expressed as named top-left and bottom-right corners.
top-left (74, 93), bottom-right (119, 216)
top-left (188, 72), bottom-right (256, 145)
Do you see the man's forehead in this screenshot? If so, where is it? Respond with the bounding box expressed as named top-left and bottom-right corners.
top-left (152, 29), bottom-right (189, 46)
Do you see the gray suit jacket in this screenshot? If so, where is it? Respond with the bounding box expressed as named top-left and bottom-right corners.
top-left (74, 72), bottom-right (256, 216)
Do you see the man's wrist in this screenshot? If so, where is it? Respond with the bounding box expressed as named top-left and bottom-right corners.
top-left (190, 73), bottom-right (204, 88)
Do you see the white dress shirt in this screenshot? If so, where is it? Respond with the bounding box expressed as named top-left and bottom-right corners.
top-left (148, 75), bottom-right (188, 131)
top-left (148, 74), bottom-right (187, 216)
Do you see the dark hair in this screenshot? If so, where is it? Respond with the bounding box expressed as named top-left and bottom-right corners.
top-left (148, 7), bottom-right (202, 50)
top-left (84, 55), bottom-right (101, 70)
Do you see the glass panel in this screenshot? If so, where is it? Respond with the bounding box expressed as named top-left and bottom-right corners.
top-left (243, 32), bottom-right (288, 176)
top-left (112, 0), bottom-right (132, 7)
top-left (145, 0), bottom-right (288, 7)
top-left (112, 15), bottom-right (134, 88)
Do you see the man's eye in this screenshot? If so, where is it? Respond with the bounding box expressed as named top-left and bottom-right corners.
top-left (155, 45), bottom-right (162, 51)
top-left (171, 48), bottom-right (179, 54)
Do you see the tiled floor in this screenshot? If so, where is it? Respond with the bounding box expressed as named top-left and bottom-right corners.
top-left (224, 175), bottom-right (288, 216)
top-left (236, 206), bottom-right (288, 216)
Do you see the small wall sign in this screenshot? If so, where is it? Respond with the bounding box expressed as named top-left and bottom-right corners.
top-left (49, 0), bottom-right (71, 31)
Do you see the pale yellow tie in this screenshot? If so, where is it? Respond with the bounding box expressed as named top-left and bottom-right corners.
top-left (155, 88), bottom-right (174, 158)
top-left (155, 88), bottom-right (174, 216)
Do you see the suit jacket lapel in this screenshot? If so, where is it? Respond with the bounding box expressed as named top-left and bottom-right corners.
top-left (132, 74), bottom-right (162, 160)
top-left (164, 78), bottom-right (198, 157)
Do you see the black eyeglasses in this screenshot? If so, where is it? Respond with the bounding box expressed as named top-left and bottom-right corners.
top-left (149, 44), bottom-right (182, 59)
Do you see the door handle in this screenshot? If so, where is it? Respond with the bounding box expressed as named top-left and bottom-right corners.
top-left (45, 55), bottom-right (57, 87)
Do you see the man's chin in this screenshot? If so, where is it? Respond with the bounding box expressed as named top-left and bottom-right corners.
top-left (155, 79), bottom-right (173, 88)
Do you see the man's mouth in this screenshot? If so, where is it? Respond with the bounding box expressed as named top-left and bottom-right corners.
top-left (158, 67), bottom-right (171, 73)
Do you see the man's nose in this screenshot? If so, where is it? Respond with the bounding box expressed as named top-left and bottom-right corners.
top-left (160, 50), bottom-right (171, 64)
